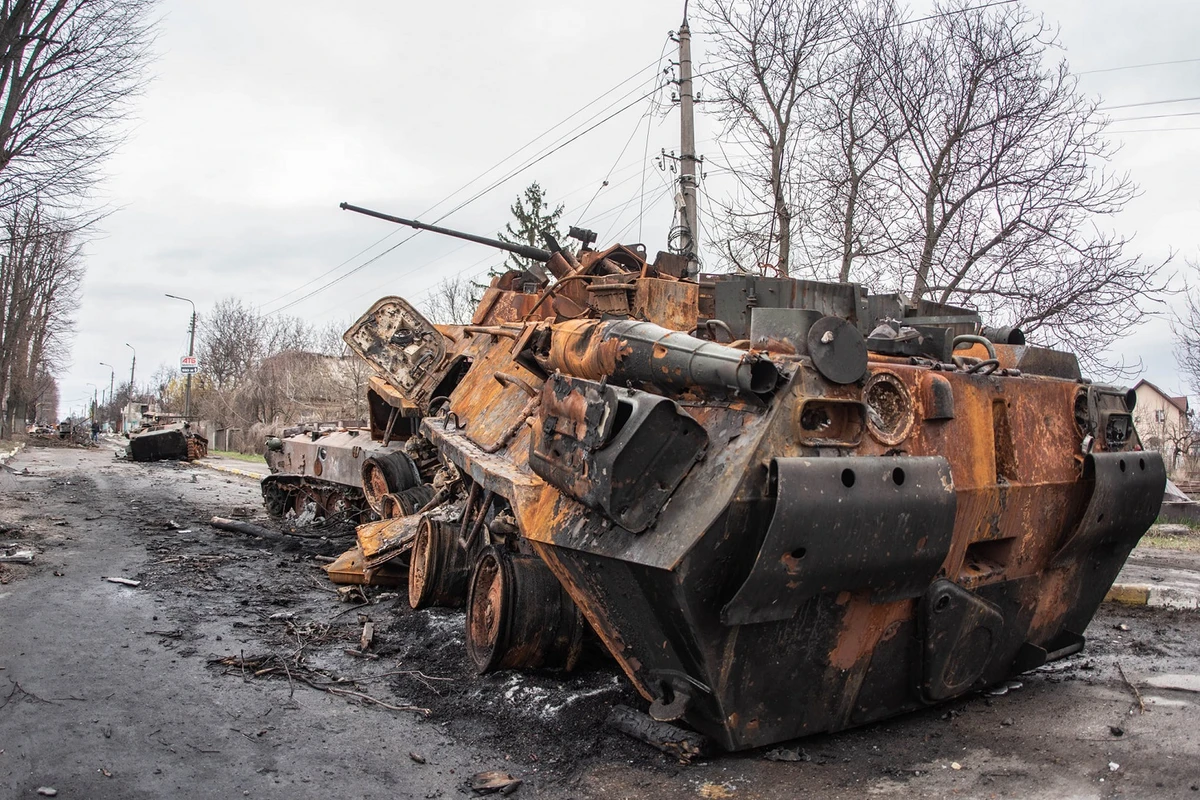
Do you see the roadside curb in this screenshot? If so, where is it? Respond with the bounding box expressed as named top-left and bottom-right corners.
top-left (0, 441), bottom-right (25, 465)
top-left (1105, 583), bottom-right (1200, 611)
top-left (193, 460), bottom-right (268, 482)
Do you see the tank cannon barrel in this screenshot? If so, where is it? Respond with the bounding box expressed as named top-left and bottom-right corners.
top-left (340, 202), bottom-right (553, 263)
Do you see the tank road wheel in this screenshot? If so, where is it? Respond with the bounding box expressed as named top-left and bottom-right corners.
top-left (408, 516), bottom-right (469, 609)
top-left (360, 452), bottom-right (421, 516)
top-left (261, 477), bottom-right (292, 518)
top-left (465, 547), bottom-right (586, 674)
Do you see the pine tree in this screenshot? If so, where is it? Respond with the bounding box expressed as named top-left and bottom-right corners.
top-left (496, 182), bottom-right (573, 274)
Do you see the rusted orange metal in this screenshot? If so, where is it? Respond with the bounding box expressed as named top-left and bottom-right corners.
top-left (332, 204), bottom-right (1165, 752)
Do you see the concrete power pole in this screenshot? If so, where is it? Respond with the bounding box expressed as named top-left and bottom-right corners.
top-left (125, 343), bottom-right (136, 432)
top-left (678, 15), bottom-right (701, 278)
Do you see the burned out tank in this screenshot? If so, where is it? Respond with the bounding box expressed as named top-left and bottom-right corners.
top-left (333, 202), bottom-right (1165, 751)
top-left (258, 380), bottom-right (437, 522)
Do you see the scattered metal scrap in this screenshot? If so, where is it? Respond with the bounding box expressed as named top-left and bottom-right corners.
top-left (259, 204), bottom-right (1166, 752)
top-left (0, 545), bottom-right (35, 564)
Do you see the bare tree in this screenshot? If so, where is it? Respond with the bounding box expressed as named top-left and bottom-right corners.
top-left (0, 0), bottom-right (157, 209)
top-left (422, 275), bottom-right (478, 325)
top-left (798, 0), bottom-right (909, 283)
top-left (0, 199), bottom-right (82, 436)
top-left (1174, 277), bottom-right (1200, 397)
top-left (703, 0), bottom-right (1166, 371)
top-left (886, 2), bottom-right (1163, 344)
top-left (698, 0), bottom-right (842, 276)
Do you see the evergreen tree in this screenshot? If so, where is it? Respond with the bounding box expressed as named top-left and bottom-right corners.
top-left (496, 182), bottom-right (573, 274)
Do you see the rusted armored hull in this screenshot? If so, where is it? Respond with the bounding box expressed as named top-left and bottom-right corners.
top-left (419, 330), bottom-right (1163, 750)
top-left (335, 204), bottom-right (1165, 752)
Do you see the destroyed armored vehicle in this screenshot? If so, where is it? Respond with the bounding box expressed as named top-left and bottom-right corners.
top-left (308, 203), bottom-right (1166, 751)
top-left (127, 422), bottom-right (208, 462)
top-left (259, 373), bottom-right (441, 522)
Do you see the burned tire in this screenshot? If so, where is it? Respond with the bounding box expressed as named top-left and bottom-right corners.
top-left (408, 515), bottom-right (469, 609)
top-left (465, 546), bottom-right (585, 674)
top-left (380, 485), bottom-right (436, 519)
top-left (361, 452), bottom-right (421, 515)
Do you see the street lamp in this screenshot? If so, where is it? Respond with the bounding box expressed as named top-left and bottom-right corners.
top-left (99, 362), bottom-right (115, 430)
top-left (86, 383), bottom-right (98, 422)
top-left (165, 293), bottom-right (197, 419)
top-left (125, 343), bottom-right (136, 433)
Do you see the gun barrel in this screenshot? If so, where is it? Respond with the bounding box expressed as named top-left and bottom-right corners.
top-left (340, 202), bottom-right (552, 263)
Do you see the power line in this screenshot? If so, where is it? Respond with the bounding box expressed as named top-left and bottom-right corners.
top-left (1102, 95), bottom-right (1200, 111)
top-left (1107, 126), bottom-right (1200, 133)
top-left (268, 81), bottom-right (667, 317)
top-left (1109, 111), bottom-right (1200, 123)
top-left (1078, 57), bottom-right (1200, 76)
top-left (262, 50), bottom-right (670, 316)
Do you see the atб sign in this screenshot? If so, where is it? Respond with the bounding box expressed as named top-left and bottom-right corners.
top-left (180, 355), bottom-right (199, 375)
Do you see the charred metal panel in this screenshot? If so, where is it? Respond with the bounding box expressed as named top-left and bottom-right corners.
top-left (1053, 451), bottom-right (1165, 565)
top-left (344, 297), bottom-right (447, 409)
top-left (530, 376), bottom-right (708, 533)
top-left (722, 456), bottom-right (957, 625)
top-left (713, 276), bottom-right (867, 338)
top-left (128, 425), bottom-right (206, 462)
top-left (919, 580), bottom-right (1004, 700)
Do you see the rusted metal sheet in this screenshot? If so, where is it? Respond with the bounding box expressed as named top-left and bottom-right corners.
top-left (357, 515), bottom-right (423, 568)
top-left (324, 545), bottom-right (407, 587)
top-left (635, 277), bottom-right (699, 331)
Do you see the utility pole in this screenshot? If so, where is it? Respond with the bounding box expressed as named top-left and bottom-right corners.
top-left (165, 294), bottom-right (197, 419)
top-left (678, 14), bottom-right (701, 278)
top-left (125, 343), bottom-right (136, 432)
top-left (100, 362), bottom-right (114, 430)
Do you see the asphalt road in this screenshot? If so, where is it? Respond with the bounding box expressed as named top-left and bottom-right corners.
top-left (2, 440), bottom-right (1199, 799)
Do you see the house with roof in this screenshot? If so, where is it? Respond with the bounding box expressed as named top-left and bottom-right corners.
top-left (1131, 379), bottom-right (1193, 475)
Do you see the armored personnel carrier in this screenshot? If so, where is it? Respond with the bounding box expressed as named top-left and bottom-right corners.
top-left (322, 202), bottom-right (1165, 751)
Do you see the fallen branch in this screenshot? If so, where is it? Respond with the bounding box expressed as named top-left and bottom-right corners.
top-left (1116, 660), bottom-right (1145, 714)
top-left (606, 704), bottom-right (711, 764)
top-left (210, 517), bottom-right (281, 540)
top-left (322, 685), bottom-right (430, 716)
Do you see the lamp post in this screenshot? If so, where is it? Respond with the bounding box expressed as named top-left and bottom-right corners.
top-left (99, 362), bottom-right (114, 430)
top-left (125, 343), bottom-right (136, 433)
top-left (165, 293), bottom-right (197, 419)
top-left (86, 383), bottom-right (98, 421)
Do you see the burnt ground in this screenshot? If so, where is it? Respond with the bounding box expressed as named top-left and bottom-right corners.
top-left (1, 441), bottom-right (1199, 799)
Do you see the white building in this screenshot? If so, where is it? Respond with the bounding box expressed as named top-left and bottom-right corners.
top-left (1131, 379), bottom-right (1192, 474)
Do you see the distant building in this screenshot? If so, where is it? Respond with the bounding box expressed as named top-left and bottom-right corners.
top-left (122, 396), bottom-right (161, 433)
top-left (1131, 379), bottom-right (1192, 474)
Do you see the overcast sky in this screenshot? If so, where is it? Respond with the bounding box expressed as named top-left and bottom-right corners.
top-left (60, 0), bottom-right (1200, 417)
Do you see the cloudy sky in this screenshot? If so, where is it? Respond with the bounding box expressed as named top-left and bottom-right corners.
top-left (60, 0), bottom-right (1200, 416)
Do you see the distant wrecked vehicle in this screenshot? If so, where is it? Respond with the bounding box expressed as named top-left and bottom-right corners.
top-left (126, 422), bottom-right (208, 462)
